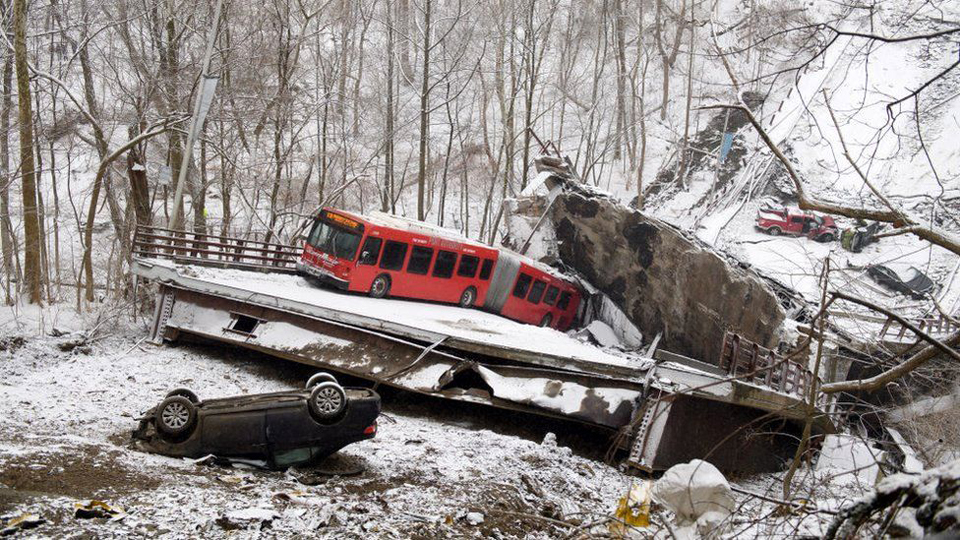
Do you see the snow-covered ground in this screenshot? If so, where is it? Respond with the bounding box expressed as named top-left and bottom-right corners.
top-left (0, 303), bottom-right (882, 538)
top-left (0, 305), bottom-right (641, 538)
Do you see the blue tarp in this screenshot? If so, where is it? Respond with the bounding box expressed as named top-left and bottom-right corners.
top-left (719, 133), bottom-right (735, 163)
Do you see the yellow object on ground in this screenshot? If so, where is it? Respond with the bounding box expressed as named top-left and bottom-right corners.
top-left (610, 480), bottom-right (652, 537)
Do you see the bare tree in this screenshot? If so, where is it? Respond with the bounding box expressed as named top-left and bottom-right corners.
top-left (653, 0), bottom-right (687, 121)
top-left (13, 0), bottom-right (41, 304)
top-left (0, 14), bottom-right (16, 304)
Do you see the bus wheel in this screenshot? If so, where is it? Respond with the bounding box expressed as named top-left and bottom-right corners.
top-left (459, 287), bottom-right (476, 308)
top-left (369, 274), bottom-right (391, 299)
top-left (539, 313), bottom-right (552, 328)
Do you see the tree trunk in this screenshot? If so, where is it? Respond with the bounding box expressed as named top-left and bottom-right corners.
top-left (0, 49), bottom-right (15, 304)
top-left (614, 0), bottom-right (627, 161)
top-left (32, 101), bottom-right (49, 298)
top-left (336, 0), bottom-right (351, 119)
top-left (218, 119), bottom-right (232, 236)
top-left (194, 129), bottom-right (207, 234)
top-left (384, 0), bottom-right (395, 213)
top-left (416, 0), bottom-right (431, 221)
top-left (13, 0), bottom-right (42, 304)
top-left (676, 1), bottom-right (695, 185)
top-left (660, 57), bottom-right (670, 121)
top-left (438, 80), bottom-right (454, 226)
top-left (127, 124), bottom-right (151, 227)
top-left (162, 1), bottom-right (183, 226)
top-left (398, 0), bottom-right (414, 82)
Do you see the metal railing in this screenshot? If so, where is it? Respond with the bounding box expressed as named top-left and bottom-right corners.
top-left (879, 313), bottom-right (960, 341)
top-left (133, 225), bottom-right (301, 273)
top-left (718, 332), bottom-right (820, 400)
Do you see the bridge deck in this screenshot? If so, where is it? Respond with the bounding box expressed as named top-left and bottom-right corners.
top-left (132, 257), bottom-right (834, 472)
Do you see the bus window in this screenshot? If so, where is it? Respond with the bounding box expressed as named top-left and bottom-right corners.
top-left (479, 259), bottom-right (494, 280)
top-left (407, 246), bottom-right (434, 275)
top-left (358, 237), bottom-right (382, 265)
top-left (380, 241), bottom-right (408, 271)
top-left (433, 250), bottom-right (458, 278)
top-left (544, 285), bottom-right (559, 305)
top-left (528, 280), bottom-right (546, 304)
top-left (308, 219), bottom-right (363, 260)
top-left (513, 273), bottom-right (532, 298)
top-left (457, 255), bottom-right (479, 278)
top-left (557, 291), bottom-right (572, 310)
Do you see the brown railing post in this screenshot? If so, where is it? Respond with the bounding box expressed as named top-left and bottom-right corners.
top-left (878, 316), bottom-right (892, 340)
top-left (729, 334), bottom-right (741, 376)
top-left (748, 344), bottom-right (759, 382)
top-left (764, 351), bottom-right (775, 386)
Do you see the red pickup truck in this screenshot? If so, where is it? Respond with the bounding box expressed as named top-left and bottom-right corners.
top-left (755, 206), bottom-right (838, 242)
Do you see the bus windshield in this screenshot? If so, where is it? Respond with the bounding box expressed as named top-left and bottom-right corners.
top-left (307, 219), bottom-right (363, 261)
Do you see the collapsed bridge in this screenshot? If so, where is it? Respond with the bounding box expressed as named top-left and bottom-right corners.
top-left (132, 224), bottom-right (834, 473)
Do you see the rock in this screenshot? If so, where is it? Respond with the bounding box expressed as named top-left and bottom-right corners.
top-left (545, 180), bottom-right (786, 365)
top-left (542, 432), bottom-right (557, 447)
top-left (652, 460), bottom-right (735, 538)
top-left (220, 507), bottom-right (279, 530)
top-left (465, 512), bottom-right (484, 525)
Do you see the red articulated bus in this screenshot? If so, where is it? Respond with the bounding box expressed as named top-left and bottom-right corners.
top-left (297, 207), bottom-right (582, 330)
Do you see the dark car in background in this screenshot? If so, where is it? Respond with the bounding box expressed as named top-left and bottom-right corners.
top-left (134, 372), bottom-right (380, 469)
top-left (866, 265), bottom-right (936, 300)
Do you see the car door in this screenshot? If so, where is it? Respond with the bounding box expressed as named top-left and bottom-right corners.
top-left (789, 216), bottom-right (804, 235)
top-left (264, 401), bottom-right (318, 451)
top-left (201, 407), bottom-right (268, 456)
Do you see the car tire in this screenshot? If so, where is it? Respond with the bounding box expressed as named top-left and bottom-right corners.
top-left (165, 388), bottom-right (200, 404)
top-left (308, 382), bottom-right (347, 423)
top-left (306, 372), bottom-right (338, 389)
top-left (369, 274), bottom-right (391, 299)
top-left (539, 313), bottom-right (553, 328)
top-left (819, 233), bottom-right (834, 242)
top-left (156, 396), bottom-right (198, 439)
top-left (768, 227), bottom-right (781, 236)
top-left (459, 287), bottom-right (477, 308)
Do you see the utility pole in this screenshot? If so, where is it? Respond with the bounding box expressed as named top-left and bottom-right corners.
top-left (169, 0), bottom-right (225, 230)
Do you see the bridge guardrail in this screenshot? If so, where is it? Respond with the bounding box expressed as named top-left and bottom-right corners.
top-left (133, 225), bottom-right (300, 273)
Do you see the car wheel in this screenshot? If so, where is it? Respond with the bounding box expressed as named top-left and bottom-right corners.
top-left (156, 396), bottom-right (197, 439)
top-left (539, 313), bottom-right (553, 328)
top-left (369, 274), bottom-right (390, 299)
top-left (820, 233), bottom-right (835, 242)
top-left (165, 388), bottom-right (200, 404)
top-left (308, 382), bottom-right (347, 423)
top-left (459, 287), bottom-right (476, 308)
top-left (306, 372), bottom-right (338, 389)
top-left (768, 227), bottom-right (781, 236)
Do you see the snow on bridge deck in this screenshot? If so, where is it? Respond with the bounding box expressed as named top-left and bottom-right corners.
top-left (133, 258), bottom-right (650, 378)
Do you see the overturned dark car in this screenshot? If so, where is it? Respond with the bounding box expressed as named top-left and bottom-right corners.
top-left (133, 373), bottom-right (380, 469)
top-left (866, 264), bottom-right (936, 300)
